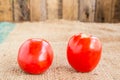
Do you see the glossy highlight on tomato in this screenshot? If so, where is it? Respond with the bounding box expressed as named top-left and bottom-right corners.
top-left (67, 33), bottom-right (102, 72)
top-left (18, 38), bottom-right (54, 74)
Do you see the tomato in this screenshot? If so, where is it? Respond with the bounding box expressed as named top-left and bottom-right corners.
top-left (67, 33), bottom-right (102, 72)
top-left (18, 38), bottom-right (54, 74)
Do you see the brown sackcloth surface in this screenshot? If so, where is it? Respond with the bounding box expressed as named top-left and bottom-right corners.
top-left (0, 20), bottom-right (120, 80)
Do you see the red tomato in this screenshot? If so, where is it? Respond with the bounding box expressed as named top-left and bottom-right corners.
top-left (67, 33), bottom-right (102, 72)
top-left (18, 38), bottom-right (54, 74)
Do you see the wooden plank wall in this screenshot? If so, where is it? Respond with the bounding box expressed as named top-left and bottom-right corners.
top-left (30, 0), bottom-right (41, 21)
top-left (95, 0), bottom-right (113, 22)
top-left (111, 0), bottom-right (120, 23)
top-left (79, 0), bottom-right (96, 22)
top-left (14, 0), bottom-right (30, 22)
top-left (0, 0), bottom-right (13, 21)
top-left (63, 0), bottom-right (78, 20)
top-left (47, 0), bottom-right (59, 20)
top-left (0, 0), bottom-right (120, 22)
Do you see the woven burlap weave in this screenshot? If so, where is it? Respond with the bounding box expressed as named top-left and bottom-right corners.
top-left (0, 20), bottom-right (120, 80)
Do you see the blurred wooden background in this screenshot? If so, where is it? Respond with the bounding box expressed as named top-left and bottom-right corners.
top-left (0, 0), bottom-right (120, 22)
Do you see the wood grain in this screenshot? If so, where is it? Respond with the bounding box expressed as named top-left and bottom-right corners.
top-left (63, 0), bottom-right (78, 20)
top-left (79, 0), bottom-right (96, 22)
top-left (14, 0), bottom-right (21, 22)
top-left (111, 0), bottom-right (120, 22)
top-left (0, 0), bottom-right (120, 22)
top-left (14, 0), bottom-right (30, 22)
top-left (0, 0), bottom-right (13, 21)
top-left (30, 0), bottom-right (47, 21)
top-left (95, 0), bottom-right (112, 22)
top-left (47, 0), bottom-right (59, 20)
top-left (30, 0), bottom-right (41, 21)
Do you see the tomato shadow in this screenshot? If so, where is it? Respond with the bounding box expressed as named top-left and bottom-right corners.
top-left (52, 65), bottom-right (77, 74)
top-left (10, 66), bottom-right (46, 76)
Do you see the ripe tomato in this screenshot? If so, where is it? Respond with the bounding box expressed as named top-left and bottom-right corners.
top-left (67, 33), bottom-right (102, 72)
top-left (18, 38), bottom-right (54, 74)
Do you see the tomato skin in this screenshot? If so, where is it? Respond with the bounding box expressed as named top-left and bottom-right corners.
top-left (67, 33), bottom-right (102, 72)
top-left (18, 38), bottom-right (53, 74)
